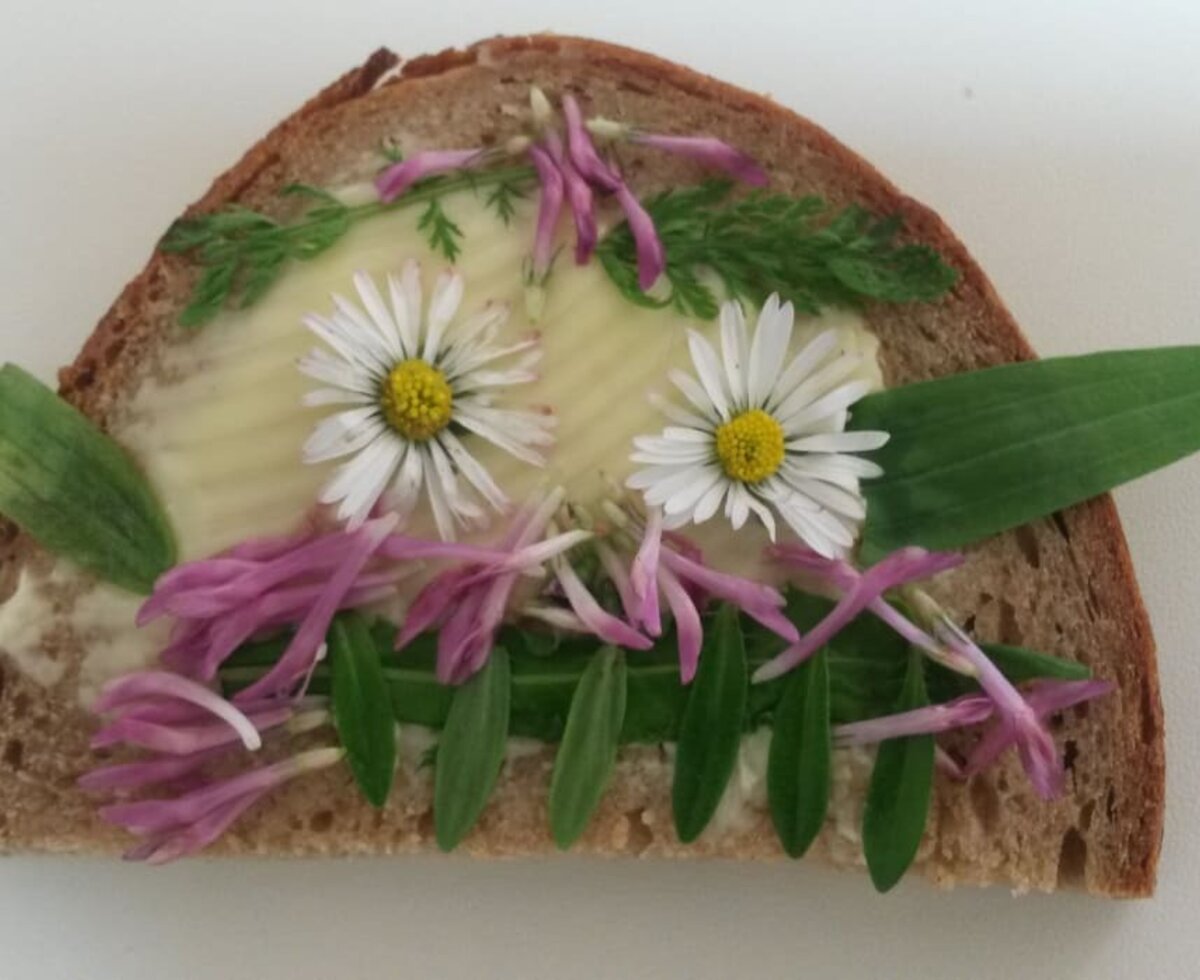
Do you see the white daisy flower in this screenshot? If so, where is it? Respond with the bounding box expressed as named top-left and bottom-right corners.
top-left (298, 260), bottom-right (555, 539)
top-left (626, 295), bottom-right (889, 558)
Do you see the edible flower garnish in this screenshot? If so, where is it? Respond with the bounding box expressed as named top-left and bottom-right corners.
top-left (628, 294), bottom-right (889, 557)
top-left (97, 746), bottom-right (343, 864)
top-left (602, 501), bottom-right (798, 682)
top-left (298, 261), bottom-right (554, 537)
top-left (396, 488), bottom-right (595, 683)
top-left (372, 87), bottom-right (765, 313)
top-left (765, 542), bottom-right (1114, 799)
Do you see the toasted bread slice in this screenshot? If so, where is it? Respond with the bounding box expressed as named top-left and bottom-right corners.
top-left (0, 35), bottom-right (1163, 895)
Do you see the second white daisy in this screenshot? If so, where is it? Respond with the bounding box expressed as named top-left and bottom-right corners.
top-left (627, 295), bottom-right (889, 558)
top-left (299, 260), bottom-right (554, 538)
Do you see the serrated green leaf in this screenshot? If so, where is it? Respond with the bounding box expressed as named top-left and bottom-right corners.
top-left (0, 365), bottom-right (175, 593)
top-left (852, 347), bottom-right (1200, 560)
top-left (672, 603), bottom-right (748, 843)
top-left (862, 650), bottom-right (935, 893)
top-left (329, 612), bottom-right (396, 807)
top-left (549, 647), bottom-right (627, 849)
top-left (433, 648), bottom-right (511, 851)
top-left (767, 647), bottom-right (831, 858)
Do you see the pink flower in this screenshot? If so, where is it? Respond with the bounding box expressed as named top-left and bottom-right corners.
top-left (562, 95), bottom-right (621, 192)
top-left (527, 144), bottom-right (565, 285)
top-left (375, 148), bottom-right (488, 202)
top-left (754, 546), bottom-right (964, 682)
top-left (835, 693), bottom-right (994, 747)
top-left (396, 489), bottom-right (592, 683)
top-left (613, 181), bottom-right (666, 290)
top-left (544, 129), bottom-right (598, 263)
top-left (629, 506), bottom-right (664, 635)
top-left (101, 747), bottom-right (343, 864)
top-left (552, 555), bottom-right (652, 651)
top-left (628, 133), bottom-right (769, 186)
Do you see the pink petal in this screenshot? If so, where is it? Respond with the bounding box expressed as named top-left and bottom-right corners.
top-left (630, 507), bottom-right (663, 636)
top-left (659, 565), bottom-right (702, 683)
top-left (544, 129), bottom-right (598, 263)
top-left (374, 148), bottom-right (486, 202)
top-left (834, 694), bottom-right (993, 747)
top-left (127, 790), bottom-right (265, 865)
top-left (528, 144), bottom-right (564, 281)
top-left (555, 559), bottom-right (652, 651)
top-left (93, 671), bottom-right (262, 751)
top-left (562, 95), bottom-right (620, 191)
top-left (234, 514), bottom-right (398, 701)
top-left (631, 133), bottom-right (769, 186)
top-left (90, 706), bottom-right (291, 756)
top-left (614, 180), bottom-right (665, 290)
top-left (78, 745), bottom-right (230, 794)
top-left (596, 542), bottom-right (639, 623)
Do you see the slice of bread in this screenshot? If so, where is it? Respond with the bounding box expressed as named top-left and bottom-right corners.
top-left (0, 35), bottom-right (1163, 896)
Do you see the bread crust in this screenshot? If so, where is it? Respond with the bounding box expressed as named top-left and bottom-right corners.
top-left (0, 35), bottom-right (1163, 896)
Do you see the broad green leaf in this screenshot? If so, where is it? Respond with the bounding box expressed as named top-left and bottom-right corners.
top-left (433, 648), bottom-right (511, 852)
top-left (328, 612), bottom-right (396, 807)
top-left (0, 364), bottom-right (176, 593)
top-left (549, 648), bottom-right (628, 849)
top-left (862, 650), bottom-right (935, 892)
top-left (850, 348), bottom-right (1200, 559)
top-left (672, 603), bottom-right (748, 843)
top-left (767, 648), bottom-right (831, 858)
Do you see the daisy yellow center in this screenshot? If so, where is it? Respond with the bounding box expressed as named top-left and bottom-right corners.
top-left (380, 359), bottom-right (454, 441)
top-left (714, 409), bottom-right (785, 484)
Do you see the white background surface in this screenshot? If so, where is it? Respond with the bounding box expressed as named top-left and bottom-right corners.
top-left (2, 1), bottom-right (1199, 977)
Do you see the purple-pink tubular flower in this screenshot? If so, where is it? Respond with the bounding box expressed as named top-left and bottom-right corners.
top-left (658, 564), bottom-right (703, 682)
top-left (235, 514), bottom-right (399, 701)
top-left (628, 133), bottom-right (769, 187)
top-left (835, 693), bottom-right (994, 747)
top-left (527, 144), bottom-right (565, 283)
top-left (374, 148), bottom-right (488, 202)
top-left (660, 548), bottom-right (798, 644)
top-left (629, 506), bottom-right (664, 636)
top-left (754, 546), bottom-right (964, 683)
top-left (552, 555), bottom-right (652, 651)
top-left (102, 747), bottom-right (343, 864)
top-left (396, 490), bottom-right (591, 684)
top-left (92, 671), bottom-right (264, 751)
top-left (964, 679), bottom-right (1114, 789)
top-left (613, 181), bottom-right (666, 290)
top-left (544, 129), bottom-right (598, 263)
top-left (562, 95), bottom-right (621, 192)
top-left (78, 744), bottom-right (232, 795)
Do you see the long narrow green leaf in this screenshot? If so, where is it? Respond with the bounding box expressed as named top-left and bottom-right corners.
top-left (434, 649), bottom-right (511, 852)
top-left (328, 613), bottom-right (396, 808)
top-left (862, 650), bottom-right (935, 892)
top-left (549, 648), bottom-right (628, 849)
top-left (672, 604), bottom-right (748, 843)
top-left (0, 364), bottom-right (176, 592)
top-left (767, 648), bottom-right (831, 858)
top-left (850, 347), bottom-right (1200, 559)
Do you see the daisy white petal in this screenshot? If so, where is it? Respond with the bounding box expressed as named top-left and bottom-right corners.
top-left (663, 465), bottom-right (724, 518)
top-left (299, 263), bottom-right (551, 540)
top-left (787, 430), bottom-right (890, 453)
top-left (670, 368), bottom-right (723, 423)
top-left (648, 391), bottom-right (712, 429)
top-left (773, 353), bottom-right (865, 426)
top-left (692, 479), bottom-right (727, 524)
top-left (719, 301), bottom-right (749, 408)
top-left (686, 329), bottom-right (731, 421)
top-left (766, 329), bottom-right (840, 412)
top-left (781, 379), bottom-right (872, 434)
top-left (747, 295), bottom-right (793, 408)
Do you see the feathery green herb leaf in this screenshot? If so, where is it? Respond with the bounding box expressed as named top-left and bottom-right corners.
top-left (596, 179), bottom-right (957, 319)
top-left (482, 178), bottom-right (530, 226)
top-left (163, 166), bottom-right (535, 327)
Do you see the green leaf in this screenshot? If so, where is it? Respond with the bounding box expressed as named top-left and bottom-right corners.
top-left (417, 197), bottom-right (464, 262)
top-left (433, 648), bottom-right (511, 851)
top-left (767, 647), bottom-right (831, 858)
top-left (851, 348), bottom-right (1200, 560)
top-left (548, 647), bottom-right (628, 849)
top-left (672, 603), bottom-right (748, 843)
top-left (862, 650), bottom-right (935, 892)
top-left (595, 180), bottom-right (957, 319)
top-left (0, 365), bottom-right (176, 593)
top-left (328, 612), bottom-right (396, 807)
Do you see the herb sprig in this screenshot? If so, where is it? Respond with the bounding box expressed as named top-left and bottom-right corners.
top-left (161, 166), bottom-right (536, 327)
top-left (595, 180), bottom-right (958, 319)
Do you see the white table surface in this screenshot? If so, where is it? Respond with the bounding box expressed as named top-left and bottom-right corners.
top-left (3, 2), bottom-right (1199, 977)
